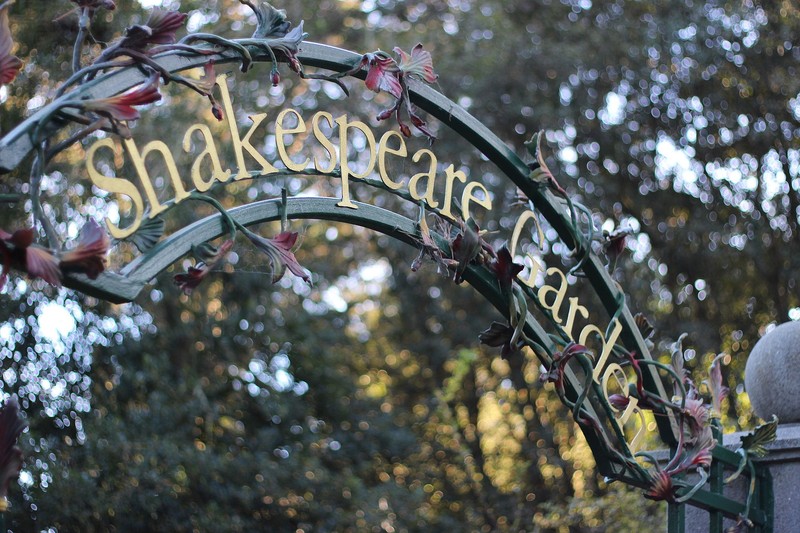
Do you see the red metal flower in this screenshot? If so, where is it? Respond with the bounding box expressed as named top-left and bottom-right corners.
top-left (479, 321), bottom-right (519, 360)
top-left (179, 61), bottom-right (223, 121)
top-left (410, 210), bottom-right (448, 274)
top-left (491, 246), bottom-right (523, 293)
top-left (174, 240), bottom-right (233, 294)
top-left (676, 424), bottom-right (715, 472)
top-left (688, 445), bottom-right (713, 469)
top-left (683, 398), bottom-right (709, 435)
top-left (192, 61), bottom-right (216, 95)
top-left (0, 228), bottom-right (60, 289)
top-left (144, 9), bottom-right (187, 45)
top-left (602, 226), bottom-right (631, 263)
top-left (59, 219), bottom-right (110, 279)
top-left (0, 4), bottom-right (22, 86)
top-left (174, 264), bottom-right (210, 294)
top-left (26, 245), bottom-right (60, 285)
top-left (268, 23), bottom-right (306, 74)
top-left (362, 52), bottom-right (402, 99)
top-left (607, 393), bottom-right (630, 411)
top-left (211, 101), bottom-right (224, 121)
top-left (243, 230), bottom-right (311, 285)
top-left (120, 9), bottom-right (187, 50)
top-left (540, 343), bottom-right (592, 393)
top-left (342, 44), bottom-right (437, 142)
top-left (82, 72), bottom-right (161, 122)
top-left (644, 470), bottom-right (677, 502)
top-left (706, 354), bottom-right (729, 417)
top-left (395, 43), bottom-right (438, 84)
top-left (450, 218), bottom-right (482, 284)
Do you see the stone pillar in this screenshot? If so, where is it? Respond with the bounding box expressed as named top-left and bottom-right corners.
top-left (683, 320), bottom-right (800, 532)
top-left (745, 320), bottom-right (800, 426)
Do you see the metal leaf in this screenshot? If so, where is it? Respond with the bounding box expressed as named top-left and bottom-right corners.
top-left (740, 414), bottom-right (778, 458)
top-left (243, 1), bottom-right (291, 39)
top-left (634, 313), bottom-right (654, 339)
top-left (128, 216), bottom-right (165, 253)
top-left (524, 131), bottom-right (542, 160)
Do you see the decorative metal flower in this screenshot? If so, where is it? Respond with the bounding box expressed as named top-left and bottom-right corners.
top-left (243, 230), bottom-right (311, 285)
top-left (539, 343), bottom-right (591, 393)
top-left (174, 265), bottom-right (209, 294)
top-left (644, 470), bottom-right (677, 502)
top-left (410, 208), bottom-right (449, 274)
top-left (450, 218), bottom-right (483, 284)
top-left (607, 393), bottom-right (630, 411)
top-left (268, 22), bottom-right (306, 74)
top-left (58, 218), bottom-right (110, 280)
top-left (118, 9), bottom-right (188, 50)
top-left (0, 3), bottom-right (22, 86)
top-left (479, 321), bottom-right (520, 360)
top-left (363, 52), bottom-right (402, 99)
top-left (395, 43), bottom-right (438, 84)
top-left (706, 353), bottom-right (729, 418)
top-left (602, 226), bottom-right (631, 268)
top-left (0, 227), bottom-right (60, 289)
top-left (174, 240), bottom-right (234, 294)
top-left (490, 246), bottom-right (523, 294)
top-left (343, 43), bottom-right (439, 142)
top-left (680, 425), bottom-right (715, 469)
top-left (80, 72), bottom-right (161, 123)
top-left (177, 61), bottom-right (223, 121)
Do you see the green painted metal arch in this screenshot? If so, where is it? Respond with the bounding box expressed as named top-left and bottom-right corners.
top-left (2, 38), bottom-right (671, 454)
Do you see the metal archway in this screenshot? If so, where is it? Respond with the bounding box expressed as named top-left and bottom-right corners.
top-left (0, 31), bottom-right (771, 529)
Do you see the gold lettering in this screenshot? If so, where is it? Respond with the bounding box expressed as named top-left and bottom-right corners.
top-left (440, 164), bottom-right (466, 219)
top-left (182, 124), bottom-right (231, 192)
top-left (627, 407), bottom-right (647, 452)
top-left (563, 297), bottom-right (589, 339)
top-left (409, 149), bottom-right (439, 207)
top-left (85, 138), bottom-right (144, 239)
top-left (216, 75), bottom-right (278, 178)
top-left (519, 253), bottom-right (544, 288)
top-left (510, 210), bottom-right (546, 287)
top-left (461, 181), bottom-right (492, 220)
top-left (509, 209), bottom-right (545, 257)
top-left (538, 267), bottom-right (568, 324)
top-left (335, 114), bottom-right (377, 209)
top-left (275, 108), bottom-right (310, 172)
top-left (312, 111), bottom-right (337, 173)
top-left (582, 319), bottom-right (623, 382)
top-left (377, 130), bottom-right (406, 190)
top-left (123, 138), bottom-right (189, 218)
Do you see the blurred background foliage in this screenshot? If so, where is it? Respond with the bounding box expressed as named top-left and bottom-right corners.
top-left (0, 0), bottom-right (798, 531)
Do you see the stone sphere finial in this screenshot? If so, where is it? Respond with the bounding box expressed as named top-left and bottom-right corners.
top-left (745, 320), bottom-right (800, 423)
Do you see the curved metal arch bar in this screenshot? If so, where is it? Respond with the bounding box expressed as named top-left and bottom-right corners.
top-left (65, 194), bottom-right (619, 473)
top-left (67, 195), bottom-right (561, 348)
top-left (1, 38), bottom-right (671, 444)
